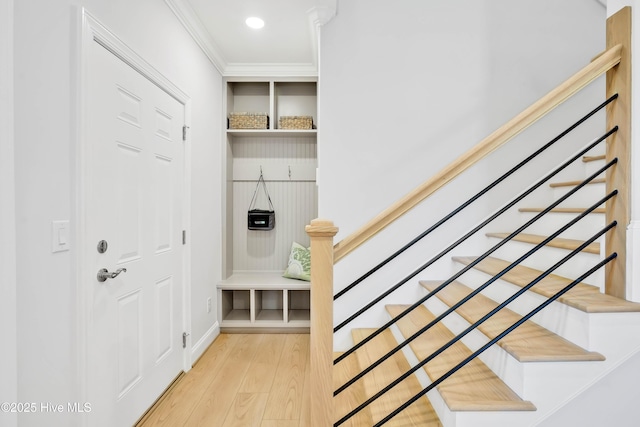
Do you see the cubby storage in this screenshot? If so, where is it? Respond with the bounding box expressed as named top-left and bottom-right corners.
top-left (218, 273), bottom-right (311, 331)
top-left (287, 289), bottom-right (311, 323)
top-left (220, 290), bottom-right (251, 322)
top-left (255, 289), bottom-right (284, 322)
top-left (220, 76), bottom-right (317, 332)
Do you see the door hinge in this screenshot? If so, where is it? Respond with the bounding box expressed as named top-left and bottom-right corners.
top-left (182, 230), bottom-right (186, 245)
top-left (182, 125), bottom-right (188, 141)
top-left (182, 332), bottom-right (189, 349)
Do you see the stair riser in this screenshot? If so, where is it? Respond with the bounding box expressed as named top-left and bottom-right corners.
top-left (487, 240), bottom-right (604, 290)
top-left (583, 158), bottom-right (607, 176)
top-left (418, 282), bottom-right (640, 427)
top-left (422, 295), bottom-right (616, 427)
top-left (334, 283), bottom-right (428, 351)
top-left (517, 211), bottom-right (605, 241)
top-left (388, 323), bottom-right (456, 426)
top-left (421, 295), bottom-right (526, 395)
top-left (551, 182), bottom-right (605, 208)
top-left (389, 317), bottom-right (537, 427)
top-left (455, 268), bottom-right (592, 348)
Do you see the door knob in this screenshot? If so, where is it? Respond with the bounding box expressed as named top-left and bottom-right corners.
top-left (97, 267), bottom-right (127, 282)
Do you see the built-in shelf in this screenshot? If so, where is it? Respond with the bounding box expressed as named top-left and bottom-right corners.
top-left (218, 272), bottom-right (310, 331)
top-left (222, 77), bottom-right (317, 332)
top-left (226, 129), bottom-right (317, 137)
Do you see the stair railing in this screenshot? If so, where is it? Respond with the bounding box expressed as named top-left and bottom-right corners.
top-left (306, 7), bottom-right (630, 426)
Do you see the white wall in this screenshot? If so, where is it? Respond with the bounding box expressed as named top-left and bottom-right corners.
top-left (0, 0), bottom-right (17, 426)
top-left (319, 0), bottom-right (605, 348)
top-left (13, 0), bottom-right (221, 425)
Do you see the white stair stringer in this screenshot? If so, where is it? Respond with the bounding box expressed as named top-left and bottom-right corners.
top-left (537, 343), bottom-right (640, 426)
top-left (384, 283), bottom-right (640, 426)
top-left (447, 265), bottom-right (640, 421)
top-left (419, 287), bottom-right (617, 427)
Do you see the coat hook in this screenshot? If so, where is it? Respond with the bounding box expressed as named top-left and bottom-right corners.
top-left (288, 165), bottom-right (292, 180)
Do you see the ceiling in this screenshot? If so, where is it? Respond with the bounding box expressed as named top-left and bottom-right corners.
top-left (165, 0), bottom-right (337, 76)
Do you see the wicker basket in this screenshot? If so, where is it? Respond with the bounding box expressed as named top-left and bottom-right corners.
top-left (279, 116), bottom-right (313, 130)
top-left (229, 112), bottom-right (269, 129)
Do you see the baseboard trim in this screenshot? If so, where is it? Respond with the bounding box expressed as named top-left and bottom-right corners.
top-left (191, 321), bottom-right (219, 363)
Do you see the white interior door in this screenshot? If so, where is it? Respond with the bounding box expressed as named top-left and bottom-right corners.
top-left (86, 40), bottom-right (185, 426)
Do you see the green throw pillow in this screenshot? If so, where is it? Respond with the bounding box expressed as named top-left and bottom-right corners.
top-left (283, 242), bottom-right (311, 281)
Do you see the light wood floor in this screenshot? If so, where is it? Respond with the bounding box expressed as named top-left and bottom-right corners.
top-left (138, 333), bottom-right (311, 427)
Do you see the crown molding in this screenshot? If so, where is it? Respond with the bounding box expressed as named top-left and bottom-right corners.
top-left (165, 0), bottom-right (336, 77)
top-left (308, 2), bottom-right (337, 27)
top-left (164, 0), bottom-right (227, 74)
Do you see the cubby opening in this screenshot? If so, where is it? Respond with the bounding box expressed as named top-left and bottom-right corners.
top-left (227, 82), bottom-right (270, 119)
top-left (221, 289), bottom-right (251, 322)
top-left (274, 82), bottom-right (317, 129)
top-left (288, 289), bottom-right (311, 323)
top-left (255, 289), bottom-right (284, 322)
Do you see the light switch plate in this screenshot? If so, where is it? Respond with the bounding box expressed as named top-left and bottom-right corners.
top-left (52, 220), bottom-right (70, 253)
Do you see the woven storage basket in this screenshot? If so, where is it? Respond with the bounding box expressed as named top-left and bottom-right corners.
top-left (279, 116), bottom-right (313, 130)
top-left (229, 112), bottom-right (269, 129)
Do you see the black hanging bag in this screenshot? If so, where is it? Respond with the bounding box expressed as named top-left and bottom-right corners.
top-left (248, 171), bottom-right (275, 230)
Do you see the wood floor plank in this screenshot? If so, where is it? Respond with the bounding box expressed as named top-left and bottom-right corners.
top-left (262, 334), bottom-right (309, 420)
top-left (334, 352), bottom-right (374, 426)
top-left (138, 333), bottom-right (244, 426)
top-left (420, 280), bottom-right (605, 362)
top-left (221, 393), bottom-right (269, 427)
top-left (386, 305), bottom-right (535, 412)
top-left (298, 351), bottom-right (311, 427)
top-left (239, 334), bottom-right (287, 393)
top-left (185, 334), bottom-right (265, 425)
top-left (485, 232), bottom-right (600, 254)
top-left (453, 256), bottom-right (640, 313)
top-left (352, 328), bottom-right (442, 426)
top-left (261, 421), bottom-right (299, 427)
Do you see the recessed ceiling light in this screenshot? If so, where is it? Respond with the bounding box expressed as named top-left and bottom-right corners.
top-left (246, 17), bottom-right (265, 29)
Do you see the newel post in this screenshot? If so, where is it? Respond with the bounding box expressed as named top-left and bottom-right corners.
top-left (306, 218), bottom-right (338, 427)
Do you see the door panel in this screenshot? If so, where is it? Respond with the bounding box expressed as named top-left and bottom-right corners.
top-left (86, 40), bottom-right (185, 426)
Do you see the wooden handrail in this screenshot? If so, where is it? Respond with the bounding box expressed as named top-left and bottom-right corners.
top-left (333, 43), bottom-right (623, 264)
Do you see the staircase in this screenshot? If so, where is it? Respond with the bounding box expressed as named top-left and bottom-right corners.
top-left (306, 7), bottom-right (635, 427)
top-left (333, 153), bottom-right (640, 426)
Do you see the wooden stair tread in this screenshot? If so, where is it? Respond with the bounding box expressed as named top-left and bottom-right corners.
top-left (334, 352), bottom-right (374, 426)
top-left (350, 329), bottom-right (441, 426)
top-left (549, 177), bottom-right (605, 188)
top-left (453, 256), bottom-right (640, 313)
top-left (485, 232), bottom-right (600, 254)
top-left (518, 207), bottom-right (605, 214)
top-left (420, 280), bottom-right (605, 362)
top-left (582, 154), bottom-right (606, 163)
top-left (385, 305), bottom-right (535, 412)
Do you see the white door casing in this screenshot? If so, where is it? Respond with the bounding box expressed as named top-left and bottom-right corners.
top-left (75, 10), bottom-right (192, 426)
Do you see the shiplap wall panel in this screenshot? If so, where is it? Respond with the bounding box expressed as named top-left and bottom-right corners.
top-left (232, 136), bottom-right (317, 272)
